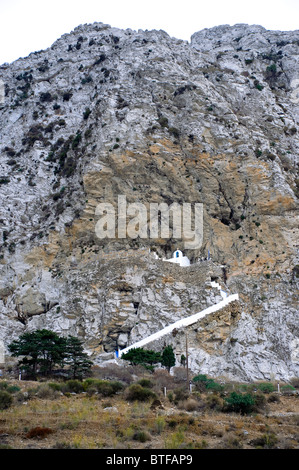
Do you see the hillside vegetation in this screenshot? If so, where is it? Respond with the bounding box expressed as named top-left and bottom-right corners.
top-left (0, 365), bottom-right (298, 449)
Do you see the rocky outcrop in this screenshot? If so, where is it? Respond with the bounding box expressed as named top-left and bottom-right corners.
top-left (0, 22), bottom-right (298, 381)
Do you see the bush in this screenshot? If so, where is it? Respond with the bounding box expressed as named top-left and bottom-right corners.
top-left (6, 385), bottom-right (21, 394)
top-left (0, 178), bottom-right (10, 185)
top-left (153, 369), bottom-right (175, 390)
top-left (0, 391), bottom-right (13, 410)
top-left (254, 80), bottom-right (264, 91)
top-left (48, 382), bottom-right (63, 392)
top-left (179, 398), bottom-right (199, 412)
top-left (138, 378), bottom-right (154, 389)
top-left (253, 391), bottom-right (268, 413)
top-left (83, 379), bottom-right (124, 396)
top-left (256, 382), bottom-right (275, 394)
top-left (92, 364), bottom-right (134, 384)
top-left (0, 382), bottom-right (8, 391)
top-left (290, 377), bottom-right (299, 389)
top-left (94, 381), bottom-right (114, 397)
top-left (173, 387), bottom-right (189, 404)
top-left (126, 384), bottom-right (156, 402)
top-left (225, 392), bottom-right (256, 415)
top-left (268, 393), bottom-right (280, 403)
top-left (132, 430), bottom-right (151, 443)
top-left (172, 367), bottom-right (188, 384)
top-left (205, 380), bottom-right (224, 392)
top-left (83, 108), bottom-right (91, 120)
top-left (206, 394), bottom-right (224, 411)
top-left (221, 433), bottom-right (243, 449)
top-left (64, 380), bottom-right (85, 394)
top-left (35, 383), bottom-right (59, 399)
top-left (281, 384), bottom-right (296, 395)
top-left (99, 380), bottom-right (124, 396)
top-left (192, 374), bottom-right (208, 391)
top-left (169, 127), bottom-right (180, 139)
top-left (40, 92), bottom-right (52, 103)
top-left (192, 374), bottom-right (223, 392)
top-left (251, 432), bottom-right (278, 449)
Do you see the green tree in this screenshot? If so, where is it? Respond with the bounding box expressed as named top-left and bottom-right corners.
top-left (8, 329), bottom-right (92, 379)
top-left (64, 336), bottom-right (93, 379)
top-left (122, 347), bottom-right (161, 369)
top-left (161, 345), bottom-right (176, 372)
top-left (8, 329), bottom-right (67, 378)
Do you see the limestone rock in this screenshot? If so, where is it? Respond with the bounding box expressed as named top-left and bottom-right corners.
top-left (0, 22), bottom-right (298, 381)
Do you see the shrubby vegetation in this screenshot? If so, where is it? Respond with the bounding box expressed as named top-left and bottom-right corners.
top-left (2, 331), bottom-right (298, 449)
top-left (192, 374), bottom-right (224, 392)
top-left (0, 363), bottom-right (297, 449)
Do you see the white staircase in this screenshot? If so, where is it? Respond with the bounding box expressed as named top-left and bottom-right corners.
top-left (210, 280), bottom-right (228, 299)
top-left (119, 283), bottom-right (238, 357)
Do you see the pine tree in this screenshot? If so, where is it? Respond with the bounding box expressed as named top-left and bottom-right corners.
top-left (8, 329), bottom-right (66, 378)
top-left (8, 329), bottom-right (93, 379)
top-left (161, 345), bottom-right (176, 372)
top-left (65, 336), bottom-right (93, 379)
top-left (122, 347), bottom-right (161, 369)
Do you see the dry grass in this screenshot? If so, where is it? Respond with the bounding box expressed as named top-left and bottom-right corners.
top-left (0, 377), bottom-right (298, 449)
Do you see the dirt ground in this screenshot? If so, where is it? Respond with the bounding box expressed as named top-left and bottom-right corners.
top-left (0, 379), bottom-right (298, 450)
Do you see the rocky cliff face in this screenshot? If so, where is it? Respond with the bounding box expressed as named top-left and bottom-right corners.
top-left (0, 23), bottom-right (298, 381)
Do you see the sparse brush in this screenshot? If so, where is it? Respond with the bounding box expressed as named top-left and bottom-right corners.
top-left (0, 391), bottom-right (13, 410)
top-left (165, 429), bottom-right (186, 449)
top-left (178, 398), bottom-right (199, 412)
top-left (221, 432), bottom-right (243, 449)
top-left (290, 377), bottom-right (299, 389)
top-left (126, 384), bottom-right (156, 402)
top-left (250, 431), bottom-right (278, 449)
top-left (153, 369), bottom-right (175, 390)
top-left (267, 393), bottom-right (280, 403)
top-left (253, 391), bottom-right (268, 413)
top-left (84, 378), bottom-right (124, 397)
top-left (92, 364), bottom-right (134, 384)
top-left (172, 367), bottom-right (188, 384)
top-left (205, 394), bottom-right (224, 411)
top-left (154, 416), bottom-right (166, 434)
top-left (132, 430), bottom-right (151, 443)
top-left (0, 376), bottom-right (297, 449)
top-left (168, 419), bottom-right (178, 428)
top-left (35, 383), bottom-right (59, 399)
top-left (173, 387), bottom-right (189, 404)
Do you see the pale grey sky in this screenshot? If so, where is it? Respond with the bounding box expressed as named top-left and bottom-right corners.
top-left (0, 0), bottom-right (298, 65)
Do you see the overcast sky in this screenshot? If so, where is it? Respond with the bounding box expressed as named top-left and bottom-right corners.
top-left (1, 0), bottom-right (299, 65)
